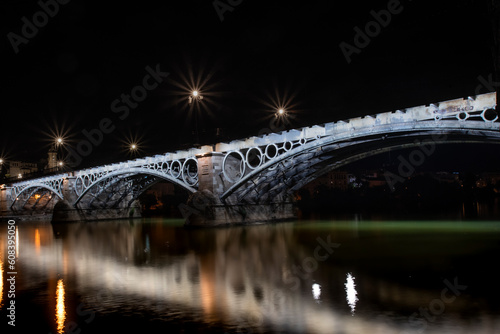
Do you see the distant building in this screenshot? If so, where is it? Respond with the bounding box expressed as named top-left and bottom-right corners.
top-left (8, 161), bottom-right (38, 179)
top-left (431, 171), bottom-right (461, 184)
top-left (47, 148), bottom-right (58, 169)
top-left (361, 170), bottom-right (387, 188)
top-left (145, 183), bottom-right (176, 200)
top-left (142, 183), bottom-right (178, 211)
top-left (303, 170), bottom-right (349, 192)
top-left (476, 172), bottom-right (500, 188)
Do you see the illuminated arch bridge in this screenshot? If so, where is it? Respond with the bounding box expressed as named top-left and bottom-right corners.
top-left (1, 92), bottom-right (498, 225)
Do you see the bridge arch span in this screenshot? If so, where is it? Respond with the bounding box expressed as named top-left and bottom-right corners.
top-left (73, 167), bottom-right (197, 207)
top-left (221, 123), bottom-right (500, 204)
top-left (10, 183), bottom-right (63, 210)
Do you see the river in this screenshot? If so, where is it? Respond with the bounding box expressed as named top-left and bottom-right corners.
top-left (0, 217), bottom-right (499, 333)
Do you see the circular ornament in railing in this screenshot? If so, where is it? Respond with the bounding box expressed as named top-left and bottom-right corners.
top-left (481, 108), bottom-right (498, 122)
top-left (182, 158), bottom-right (198, 186)
top-left (246, 147), bottom-right (264, 169)
top-left (223, 151), bottom-right (246, 183)
top-left (170, 160), bottom-right (182, 178)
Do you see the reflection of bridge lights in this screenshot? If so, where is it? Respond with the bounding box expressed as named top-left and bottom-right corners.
top-left (312, 283), bottom-right (321, 301)
top-left (345, 273), bottom-right (358, 315)
top-left (35, 229), bottom-right (41, 254)
top-left (16, 227), bottom-right (19, 257)
top-left (0, 260), bottom-right (3, 308)
top-left (56, 279), bottom-right (66, 334)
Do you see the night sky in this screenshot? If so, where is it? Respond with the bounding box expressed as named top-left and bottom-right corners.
top-left (0, 0), bottom-right (497, 170)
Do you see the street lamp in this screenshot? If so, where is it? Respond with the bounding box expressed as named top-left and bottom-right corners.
top-left (188, 90), bottom-right (204, 145)
top-left (129, 143), bottom-right (140, 157)
top-left (276, 108), bottom-right (287, 118)
top-left (188, 90), bottom-right (203, 104)
top-left (49, 137), bottom-right (65, 170)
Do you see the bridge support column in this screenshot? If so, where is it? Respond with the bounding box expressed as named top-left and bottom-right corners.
top-left (184, 152), bottom-right (295, 226)
top-left (52, 177), bottom-right (83, 223)
top-left (0, 187), bottom-right (10, 217)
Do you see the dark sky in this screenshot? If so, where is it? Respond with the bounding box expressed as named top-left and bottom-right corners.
top-left (0, 0), bottom-right (497, 169)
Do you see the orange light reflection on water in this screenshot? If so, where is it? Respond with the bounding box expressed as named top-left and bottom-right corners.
top-left (0, 260), bottom-right (3, 309)
top-left (56, 279), bottom-right (66, 333)
top-left (35, 229), bottom-right (40, 254)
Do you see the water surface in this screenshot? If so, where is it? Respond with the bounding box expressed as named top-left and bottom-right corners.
top-left (1, 218), bottom-right (499, 333)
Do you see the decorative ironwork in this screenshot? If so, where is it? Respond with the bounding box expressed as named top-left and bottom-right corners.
top-left (3, 92), bottom-right (498, 212)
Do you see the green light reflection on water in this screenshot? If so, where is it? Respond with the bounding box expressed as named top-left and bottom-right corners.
top-left (293, 220), bottom-right (500, 233)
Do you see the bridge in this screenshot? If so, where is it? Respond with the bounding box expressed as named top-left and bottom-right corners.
top-left (0, 92), bottom-right (498, 225)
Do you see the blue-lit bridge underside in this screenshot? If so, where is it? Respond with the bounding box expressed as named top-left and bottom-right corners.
top-left (1, 92), bottom-right (498, 225)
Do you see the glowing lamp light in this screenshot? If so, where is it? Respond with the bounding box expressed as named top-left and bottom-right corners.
top-left (56, 279), bottom-right (66, 334)
top-left (345, 272), bottom-right (358, 315)
top-left (57, 138), bottom-right (63, 144)
top-left (278, 108), bottom-right (285, 115)
top-left (312, 283), bottom-right (321, 301)
top-left (188, 90), bottom-right (203, 104)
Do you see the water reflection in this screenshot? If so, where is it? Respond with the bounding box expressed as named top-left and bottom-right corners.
top-left (35, 228), bottom-right (40, 254)
top-left (56, 279), bottom-right (66, 334)
top-left (15, 226), bottom-right (19, 257)
top-left (345, 273), bottom-right (358, 315)
top-left (0, 259), bottom-right (3, 309)
top-left (2, 219), bottom-right (500, 333)
top-left (312, 283), bottom-right (321, 301)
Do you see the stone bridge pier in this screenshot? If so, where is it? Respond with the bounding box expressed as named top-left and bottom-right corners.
top-left (183, 152), bottom-right (294, 226)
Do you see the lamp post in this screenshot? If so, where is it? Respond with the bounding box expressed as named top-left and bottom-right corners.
top-left (129, 143), bottom-right (139, 157)
top-left (188, 90), bottom-right (203, 145)
top-left (50, 137), bottom-right (65, 170)
top-left (0, 159), bottom-right (4, 183)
